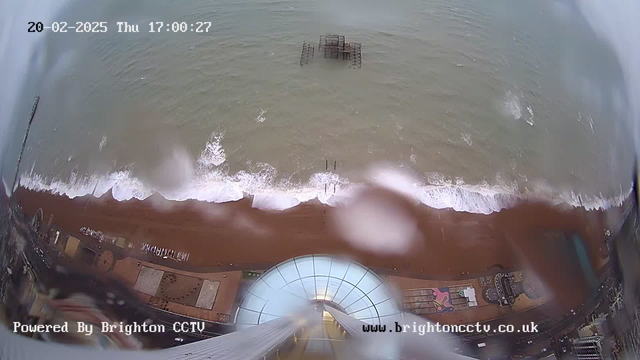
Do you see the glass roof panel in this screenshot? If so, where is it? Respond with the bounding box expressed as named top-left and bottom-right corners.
top-left (242, 293), bottom-right (266, 312)
top-left (325, 278), bottom-right (342, 300)
top-left (262, 269), bottom-right (287, 290)
top-left (315, 276), bottom-right (330, 300)
top-left (250, 279), bottom-right (275, 300)
top-left (345, 297), bottom-right (373, 314)
top-left (374, 298), bottom-right (398, 317)
top-left (259, 314), bottom-right (278, 324)
top-left (236, 309), bottom-right (260, 325)
top-left (235, 255), bottom-right (399, 328)
top-left (351, 307), bottom-right (376, 321)
top-left (344, 265), bottom-right (368, 285)
top-left (339, 287), bottom-right (365, 309)
top-left (301, 277), bottom-right (317, 300)
top-left (295, 257), bottom-right (314, 278)
top-left (288, 279), bottom-right (308, 299)
top-left (357, 273), bottom-right (381, 294)
top-left (329, 259), bottom-right (350, 279)
top-left (367, 284), bottom-right (393, 305)
top-left (313, 256), bottom-right (332, 276)
top-left (278, 261), bottom-right (300, 283)
top-left (331, 281), bottom-right (354, 304)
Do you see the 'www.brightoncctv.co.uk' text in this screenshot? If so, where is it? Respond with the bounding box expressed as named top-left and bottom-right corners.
top-left (362, 322), bottom-right (539, 335)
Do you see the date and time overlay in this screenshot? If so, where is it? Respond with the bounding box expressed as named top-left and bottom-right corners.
top-left (28, 21), bottom-right (212, 33)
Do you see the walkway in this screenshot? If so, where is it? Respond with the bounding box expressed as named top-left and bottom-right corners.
top-left (280, 308), bottom-right (350, 360)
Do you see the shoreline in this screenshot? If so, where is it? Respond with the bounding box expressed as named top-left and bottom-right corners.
top-left (18, 171), bottom-right (632, 214)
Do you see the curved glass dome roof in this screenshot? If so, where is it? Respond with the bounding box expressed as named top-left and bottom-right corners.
top-left (235, 255), bottom-right (399, 329)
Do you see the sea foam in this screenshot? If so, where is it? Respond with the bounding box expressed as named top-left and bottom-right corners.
top-left (16, 131), bottom-right (632, 213)
top-left (197, 132), bottom-right (226, 168)
top-left (18, 167), bottom-right (631, 214)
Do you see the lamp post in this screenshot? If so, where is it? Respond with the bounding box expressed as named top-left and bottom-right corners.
top-left (10, 95), bottom-right (40, 196)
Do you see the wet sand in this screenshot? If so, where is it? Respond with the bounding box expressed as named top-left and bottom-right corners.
top-left (14, 186), bottom-right (609, 287)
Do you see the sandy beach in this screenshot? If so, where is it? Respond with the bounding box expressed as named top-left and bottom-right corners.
top-left (14, 186), bottom-right (609, 283)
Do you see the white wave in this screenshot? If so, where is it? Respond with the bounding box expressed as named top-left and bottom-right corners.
top-left (500, 91), bottom-right (538, 128)
top-left (460, 133), bottom-right (473, 146)
top-left (255, 109), bottom-right (267, 123)
top-left (99, 135), bottom-right (107, 151)
top-left (197, 132), bottom-right (226, 167)
top-left (252, 191), bottom-right (316, 211)
top-left (18, 164), bottom-right (632, 214)
top-left (367, 143), bottom-right (374, 154)
top-left (501, 90), bottom-right (522, 120)
top-left (525, 106), bottom-right (534, 126)
top-left (15, 128), bottom-right (630, 213)
top-left (416, 184), bottom-right (518, 214)
top-left (587, 114), bottom-right (595, 134)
